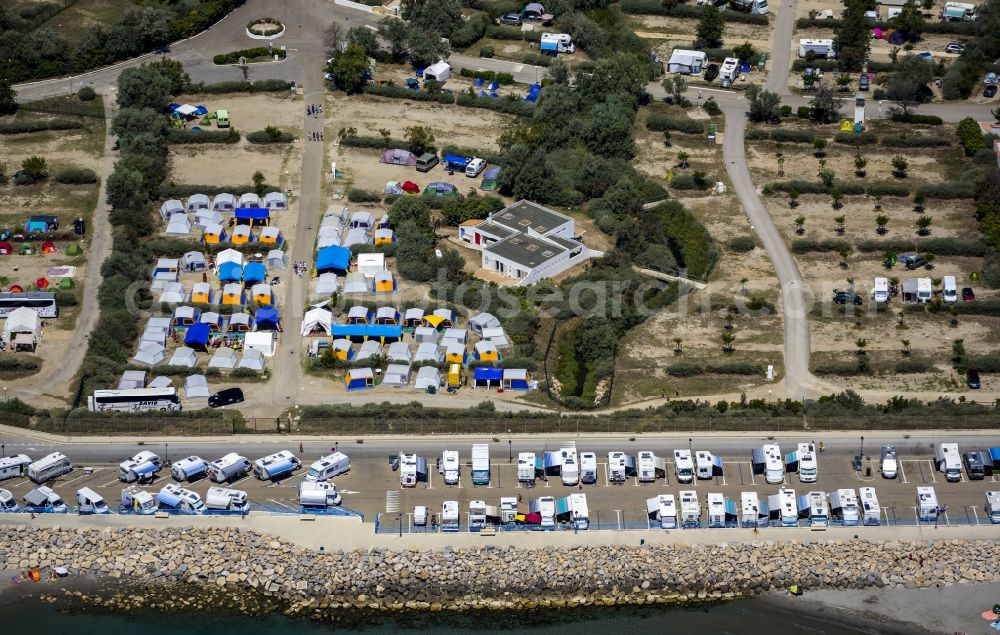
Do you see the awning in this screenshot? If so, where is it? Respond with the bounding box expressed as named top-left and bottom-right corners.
top-left (155, 491), bottom-right (182, 506)
top-left (134, 462), bottom-right (158, 476)
top-left (235, 207), bottom-right (269, 221)
top-left (268, 460), bottom-right (294, 475)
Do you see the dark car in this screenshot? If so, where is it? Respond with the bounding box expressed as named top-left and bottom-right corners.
top-left (833, 290), bottom-right (863, 305)
top-left (499, 12), bottom-right (522, 25)
top-left (208, 387), bottom-right (244, 408)
top-left (858, 73), bottom-right (869, 91)
top-left (985, 85), bottom-right (998, 98)
top-left (962, 287), bottom-right (975, 301)
top-left (967, 369), bottom-right (981, 390)
top-left (703, 63), bottom-right (720, 82)
top-left (904, 256), bottom-right (928, 270)
top-left (389, 455), bottom-right (400, 471)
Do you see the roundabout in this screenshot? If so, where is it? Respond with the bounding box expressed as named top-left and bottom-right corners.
top-left (246, 17), bottom-right (285, 40)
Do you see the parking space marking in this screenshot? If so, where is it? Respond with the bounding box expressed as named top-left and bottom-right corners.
top-left (898, 460), bottom-right (908, 484)
top-left (968, 505), bottom-right (980, 525)
top-left (427, 466), bottom-right (433, 490)
top-left (603, 463), bottom-right (609, 488)
top-left (925, 460), bottom-right (937, 483)
top-left (102, 477), bottom-right (123, 487)
top-left (268, 498), bottom-right (296, 511)
top-left (61, 468), bottom-right (103, 487)
top-left (230, 475), bottom-right (250, 486)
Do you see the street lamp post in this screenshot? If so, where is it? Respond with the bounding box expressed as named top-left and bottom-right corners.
top-left (508, 434), bottom-right (512, 464)
top-left (1, 444), bottom-right (4, 458)
top-left (688, 437), bottom-right (692, 456)
top-left (859, 435), bottom-right (864, 460)
top-left (165, 443), bottom-right (169, 465)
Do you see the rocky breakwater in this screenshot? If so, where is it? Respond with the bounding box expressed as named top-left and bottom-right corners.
top-left (3, 525), bottom-right (1000, 616)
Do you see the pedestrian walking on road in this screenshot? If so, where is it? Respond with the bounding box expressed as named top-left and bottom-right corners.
top-left (299, 442), bottom-right (304, 454)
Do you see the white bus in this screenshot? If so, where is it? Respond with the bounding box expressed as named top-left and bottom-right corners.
top-left (88, 388), bottom-right (182, 413)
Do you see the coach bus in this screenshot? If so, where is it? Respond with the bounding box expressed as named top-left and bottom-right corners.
top-left (87, 388), bottom-right (182, 413)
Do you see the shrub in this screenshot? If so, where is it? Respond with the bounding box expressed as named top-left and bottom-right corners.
top-left (880, 134), bottom-right (950, 148)
top-left (645, 113), bottom-right (704, 134)
top-left (891, 113), bottom-right (943, 125)
top-left (865, 182), bottom-right (910, 197)
top-left (705, 361), bottom-right (760, 374)
top-left (229, 367), bottom-right (260, 379)
top-left (790, 239), bottom-right (851, 253)
top-left (0, 356), bottom-right (41, 375)
top-left (669, 174), bottom-right (708, 190)
top-left (479, 45), bottom-right (495, 58)
top-left (796, 106), bottom-right (811, 119)
top-left (855, 237), bottom-right (987, 256)
top-left (666, 361), bottom-right (703, 377)
top-left (770, 128), bottom-right (815, 143)
top-left (339, 134), bottom-right (404, 149)
top-left (895, 359), bottom-right (932, 374)
top-left (347, 188), bottom-right (382, 203)
top-left (956, 117), bottom-right (987, 157)
top-left (362, 83), bottom-right (454, 104)
top-left (703, 97), bottom-right (722, 116)
top-left (915, 182), bottom-right (975, 199)
top-left (834, 131), bottom-right (878, 145)
top-left (213, 47), bottom-right (285, 65)
top-left (745, 128), bottom-right (769, 141)
top-left (964, 355), bottom-right (1000, 373)
top-left (727, 235), bottom-right (756, 252)
top-left (166, 128), bottom-right (240, 144)
top-left (77, 86), bottom-right (97, 102)
top-left (55, 167), bottom-right (98, 184)
top-left (520, 54), bottom-right (553, 67)
top-left (0, 119), bottom-right (83, 134)
top-left (246, 127), bottom-right (294, 143)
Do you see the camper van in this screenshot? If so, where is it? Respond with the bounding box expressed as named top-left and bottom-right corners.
top-left (530, 496), bottom-right (556, 528)
top-left (299, 481), bottom-right (341, 509)
top-left (471, 444), bottom-right (491, 486)
top-left (539, 33), bottom-right (575, 54)
top-left (798, 38), bottom-right (836, 58)
top-left (873, 277), bottom-right (889, 303)
top-left (253, 450), bottom-right (301, 481)
top-left (696, 451), bottom-right (723, 480)
top-left (752, 445), bottom-right (784, 485)
top-left (580, 452), bottom-right (598, 484)
top-left (786, 443), bottom-right (818, 483)
top-left (208, 453), bottom-right (252, 483)
top-left (517, 452), bottom-right (536, 486)
top-left (608, 451), bottom-right (635, 483)
top-left (803, 491), bottom-right (829, 526)
top-left (170, 455), bottom-right (208, 482)
top-left (0, 454), bottom-right (31, 481)
top-left (157, 483), bottom-right (205, 514)
top-left (469, 500), bottom-right (488, 529)
top-left (679, 490), bottom-right (701, 528)
top-left (465, 158), bottom-right (487, 178)
top-left (560, 444), bottom-right (579, 486)
top-left (0, 488), bottom-right (19, 513)
top-left (215, 110), bottom-right (230, 128)
top-left (119, 451), bottom-right (162, 483)
top-left (27, 452), bottom-right (71, 484)
top-left (205, 486), bottom-right (250, 513)
top-left (768, 488), bottom-right (798, 526)
top-left (400, 453), bottom-right (428, 488)
top-left (942, 275), bottom-right (957, 303)
top-left (719, 57), bottom-right (740, 86)
top-left (638, 451), bottom-right (665, 483)
top-left (500, 497), bottom-right (519, 524)
top-left (917, 277), bottom-right (932, 303)
top-left (985, 491), bottom-right (1000, 524)
top-left (934, 443), bottom-right (962, 482)
top-left (740, 491), bottom-right (768, 528)
top-left (441, 500), bottom-right (460, 531)
top-left (830, 488), bottom-right (860, 525)
top-left (558, 493), bottom-right (589, 529)
top-left (647, 494), bottom-right (677, 529)
top-left (305, 452), bottom-right (350, 482)
top-left (963, 450), bottom-right (993, 480)
top-left (673, 449), bottom-right (694, 483)
top-left (414, 505), bottom-right (428, 526)
top-left (916, 486), bottom-right (939, 521)
top-left (120, 487), bottom-right (157, 514)
top-left (440, 450), bottom-right (460, 485)
top-left (880, 446), bottom-right (898, 479)
top-left (941, 1), bottom-right (977, 20)
top-left (23, 486), bottom-right (68, 513)
top-left (707, 493), bottom-right (727, 528)
top-left (76, 487), bottom-right (109, 514)
top-left (859, 486), bottom-right (881, 525)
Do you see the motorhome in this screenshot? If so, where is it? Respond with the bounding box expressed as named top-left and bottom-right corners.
top-left (985, 491), bottom-right (1000, 524)
top-left (76, 487), bottom-right (109, 514)
top-left (941, 1), bottom-right (977, 20)
top-left (557, 493), bottom-right (589, 529)
top-left (157, 483), bottom-right (205, 514)
top-left (802, 491), bottom-right (829, 526)
top-left (696, 451), bottom-right (723, 480)
top-left (560, 444), bottom-right (579, 486)
top-left (530, 496), bottom-right (556, 528)
top-left (934, 443), bottom-right (962, 482)
top-left (963, 450), bottom-right (993, 480)
top-left (441, 500), bottom-right (460, 531)
top-left (859, 486), bottom-right (881, 525)
top-left (673, 449), bottom-right (694, 483)
top-left (740, 491), bottom-right (768, 528)
top-left (942, 275), bottom-right (957, 303)
top-left (719, 57), bottom-right (740, 86)
top-left (873, 277), bottom-right (889, 303)
top-left (707, 493), bottom-right (727, 528)
top-left (400, 453), bottom-right (428, 487)
top-left (0, 488), bottom-right (19, 512)
top-left (638, 451), bottom-right (665, 483)
top-left (27, 452), bottom-right (71, 484)
top-left (500, 496), bottom-right (519, 524)
top-left (171, 456), bottom-right (208, 482)
top-left (414, 505), bottom-right (428, 526)
top-left (298, 481), bottom-right (342, 509)
top-left (917, 277), bottom-right (932, 303)
top-left (679, 490), bottom-right (701, 527)
top-left (120, 486), bottom-right (157, 514)
top-left (752, 445), bottom-right (784, 485)
top-left (205, 487), bottom-right (249, 513)
top-left (608, 451), bottom-right (636, 483)
top-left (539, 33), bottom-right (575, 54)
top-left (517, 452), bottom-right (536, 486)
top-left (471, 444), bottom-right (491, 486)
top-left (253, 450), bottom-right (301, 481)
top-left (798, 38), bottom-right (836, 58)
top-left (0, 454), bottom-right (31, 481)
top-left (830, 488), bottom-right (860, 525)
top-left (580, 452), bottom-right (598, 484)
top-left (469, 500), bottom-right (488, 529)
top-left (208, 453), bottom-right (252, 483)
top-left (768, 488), bottom-right (798, 526)
top-left (881, 446), bottom-right (898, 479)
top-left (119, 451), bottom-right (161, 483)
top-left (304, 452), bottom-right (350, 482)
top-left (916, 486), bottom-right (939, 521)
top-left (786, 443), bottom-right (818, 483)
top-left (440, 450), bottom-right (460, 485)
top-left (465, 158), bottom-right (487, 178)
top-left (23, 486), bottom-right (67, 513)
top-left (647, 494), bottom-right (677, 529)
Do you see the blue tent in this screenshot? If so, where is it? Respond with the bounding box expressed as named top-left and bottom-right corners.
top-left (443, 154), bottom-right (471, 171)
top-left (243, 262), bottom-right (266, 285)
top-left (474, 367), bottom-right (503, 387)
top-left (218, 262), bottom-right (242, 282)
top-left (366, 323), bottom-right (402, 344)
top-left (331, 323), bottom-right (368, 342)
top-left (316, 245), bottom-right (351, 274)
top-left (184, 323), bottom-right (211, 350)
top-left (255, 306), bottom-right (280, 331)
top-left (235, 208), bottom-right (270, 225)
top-left (525, 83), bottom-right (541, 103)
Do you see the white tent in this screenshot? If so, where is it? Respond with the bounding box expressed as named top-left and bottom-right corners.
top-left (118, 370), bottom-right (146, 390)
top-left (403, 308), bottom-right (425, 325)
top-left (413, 342), bottom-right (442, 363)
top-left (424, 60), bottom-right (451, 83)
top-left (2, 307), bottom-right (40, 342)
top-left (316, 233), bottom-right (341, 249)
top-left (132, 342), bottom-right (166, 366)
top-left (468, 312), bottom-right (501, 334)
top-left (301, 307), bottom-right (333, 336)
top-left (321, 211), bottom-right (344, 228)
top-left (350, 211), bottom-right (375, 229)
top-left (238, 192), bottom-right (261, 208)
top-left (208, 347), bottom-right (237, 369)
top-left (169, 346), bottom-right (198, 368)
top-left (150, 270), bottom-right (177, 292)
top-left (212, 193), bottom-right (236, 211)
top-left (184, 374), bottom-right (210, 399)
top-left (442, 328), bottom-right (468, 345)
top-left (216, 248), bottom-right (244, 267)
top-left (158, 282), bottom-right (186, 304)
top-left (482, 326), bottom-right (511, 349)
top-left (264, 191), bottom-right (288, 210)
top-left (387, 341), bottom-right (412, 363)
top-left (148, 316), bottom-right (171, 330)
top-left (667, 49), bottom-right (707, 74)
top-left (357, 253), bottom-right (386, 276)
top-left (342, 227), bottom-right (370, 248)
top-left (148, 375), bottom-right (172, 389)
top-left (315, 273), bottom-right (339, 295)
top-left (193, 209), bottom-right (224, 228)
top-left (182, 251), bottom-right (207, 271)
top-left (342, 272), bottom-right (368, 294)
top-left (186, 193), bottom-right (209, 211)
top-left (237, 349), bottom-right (266, 371)
top-left (166, 214), bottom-right (192, 236)
top-left (357, 339), bottom-right (382, 360)
top-left (384, 364), bottom-right (411, 387)
top-left (244, 331), bottom-right (276, 357)
top-left (266, 249), bottom-right (288, 270)
top-left (413, 326), bottom-right (439, 344)
top-left (141, 324), bottom-right (168, 346)
top-left (414, 366), bottom-right (442, 391)
top-left (159, 199), bottom-right (184, 220)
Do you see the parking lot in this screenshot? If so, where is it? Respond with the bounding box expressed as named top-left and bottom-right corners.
top-left (4, 442), bottom-right (1000, 532)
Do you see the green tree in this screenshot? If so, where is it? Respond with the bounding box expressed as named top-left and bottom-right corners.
top-left (402, 0), bottom-right (464, 36)
top-left (720, 332), bottom-right (736, 353)
top-left (377, 18), bottom-right (408, 59)
top-left (549, 58), bottom-right (570, 85)
top-left (146, 59), bottom-right (190, 95)
top-left (916, 215), bottom-right (932, 235)
top-left (893, 0), bottom-right (926, 42)
top-left (839, 245), bottom-right (852, 267)
top-left (733, 41), bottom-right (757, 63)
top-left (331, 44), bottom-right (369, 93)
top-left (810, 84), bottom-right (842, 123)
top-left (577, 53), bottom-right (649, 105)
top-left (404, 125), bottom-right (436, 155)
top-left (901, 339), bottom-right (911, 355)
top-left (696, 6), bottom-right (725, 47)
top-left (913, 191), bottom-right (926, 212)
top-left (583, 96), bottom-right (636, 159)
top-left (891, 155), bottom-right (908, 178)
top-left (677, 151), bottom-right (690, 169)
top-left (0, 73), bottom-right (17, 115)
top-left (20, 156), bottom-right (48, 180)
top-left (106, 167), bottom-right (146, 209)
top-left (832, 191), bottom-right (845, 210)
top-left (389, 196), bottom-right (431, 227)
top-left (252, 170), bottom-right (267, 197)
top-left (886, 55), bottom-right (935, 111)
top-left (745, 83), bottom-right (781, 123)
top-left (875, 214), bottom-right (889, 234)
top-left (348, 26), bottom-right (380, 58)
top-left (116, 64), bottom-right (170, 110)
top-left (834, 0), bottom-right (871, 71)
top-left (956, 117), bottom-right (988, 156)
top-left (441, 194), bottom-right (505, 225)
top-left (112, 107), bottom-right (167, 141)
top-left (662, 74), bottom-right (687, 102)
top-left (855, 338), bottom-right (868, 355)
top-left (406, 26), bottom-right (451, 67)
top-left (854, 152), bottom-right (867, 177)
top-left (835, 214), bottom-right (846, 232)
top-left (794, 215), bottom-right (805, 233)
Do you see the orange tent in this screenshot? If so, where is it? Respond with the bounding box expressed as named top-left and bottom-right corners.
top-left (40, 241), bottom-right (56, 254)
top-left (35, 277), bottom-right (49, 289)
top-left (9, 285), bottom-right (23, 292)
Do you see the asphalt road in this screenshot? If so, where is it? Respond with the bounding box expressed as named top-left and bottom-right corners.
top-left (766, 0), bottom-right (797, 95)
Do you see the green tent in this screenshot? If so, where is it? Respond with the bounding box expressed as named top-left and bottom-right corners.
top-left (19, 243), bottom-right (35, 255)
top-left (59, 278), bottom-right (74, 290)
top-left (65, 243), bottom-right (82, 256)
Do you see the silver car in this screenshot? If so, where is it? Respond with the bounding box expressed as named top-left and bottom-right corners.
top-left (945, 42), bottom-right (965, 54)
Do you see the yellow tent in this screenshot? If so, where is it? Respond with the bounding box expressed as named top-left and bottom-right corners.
top-left (474, 341), bottom-right (500, 363)
top-left (374, 271), bottom-right (396, 293)
top-left (231, 225), bottom-right (253, 245)
top-left (374, 229), bottom-right (395, 246)
top-left (221, 283), bottom-right (243, 306)
top-left (203, 223), bottom-right (226, 244)
top-left (445, 344), bottom-right (466, 366)
top-left (422, 315), bottom-right (445, 330)
top-left (331, 339), bottom-right (353, 361)
top-left (251, 284), bottom-right (272, 305)
top-left (447, 363), bottom-right (462, 387)
top-left (191, 283), bottom-right (211, 304)
top-left (259, 227), bottom-right (282, 245)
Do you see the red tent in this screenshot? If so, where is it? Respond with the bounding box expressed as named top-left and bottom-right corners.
top-left (522, 511), bottom-right (542, 524)
top-left (40, 241), bottom-right (56, 254)
top-left (35, 277), bottom-right (49, 289)
top-left (0, 242), bottom-right (11, 255)
top-left (9, 285), bottom-right (23, 292)
top-left (402, 180), bottom-right (420, 194)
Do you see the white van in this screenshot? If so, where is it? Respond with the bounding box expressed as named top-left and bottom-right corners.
top-left (77, 487), bottom-right (110, 514)
top-left (304, 452), bottom-right (350, 482)
top-left (24, 486), bottom-right (68, 513)
top-left (0, 454), bottom-right (32, 481)
top-left (27, 452), bottom-right (71, 484)
top-left (465, 158), bottom-right (487, 178)
top-left (414, 505), bottom-right (428, 526)
top-left (917, 277), bottom-right (932, 303)
top-left (942, 276), bottom-right (957, 303)
top-left (873, 277), bottom-right (889, 303)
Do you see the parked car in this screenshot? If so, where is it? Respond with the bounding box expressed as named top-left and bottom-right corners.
top-left (389, 455), bottom-right (400, 471)
top-left (208, 387), bottom-right (244, 408)
top-left (962, 287), bottom-right (975, 301)
top-left (499, 12), bottom-right (522, 25)
top-left (985, 85), bottom-right (998, 98)
top-left (858, 73), bottom-right (869, 91)
top-left (945, 42), bottom-right (965, 54)
top-left (704, 63), bottom-right (720, 82)
top-left (967, 369), bottom-right (981, 390)
top-left (985, 72), bottom-right (999, 85)
top-left (904, 255), bottom-right (928, 270)
top-left (833, 290), bottom-right (863, 305)
top-left (323, 73), bottom-right (334, 81)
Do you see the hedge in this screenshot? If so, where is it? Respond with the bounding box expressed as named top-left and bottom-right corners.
top-left (645, 112), bottom-right (704, 134)
top-left (485, 25), bottom-right (541, 41)
top-left (180, 79), bottom-right (292, 94)
top-left (895, 359), bottom-right (933, 374)
top-left (705, 361), bottom-right (761, 375)
top-left (813, 361), bottom-right (865, 376)
top-left (213, 47), bottom-right (285, 65)
top-left (457, 68), bottom-right (515, 85)
top-left (158, 183), bottom-right (280, 197)
top-left (948, 299), bottom-right (1000, 316)
top-left (520, 53), bottom-right (553, 67)
top-left (621, 0), bottom-right (768, 24)
top-left (340, 134), bottom-right (407, 150)
top-left (795, 16), bottom-right (977, 36)
top-left (790, 239), bottom-right (851, 253)
top-left (669, 174), bottom-right (708, 190)
top-left (246, 129), bottom-right (294, 143)
top-left (651, 200), bottom-right (717, 280)
top-left (834, 131), bottom-right (878, 145)
top-left (454, 92), bottom-right (535, 117)
top-left (855, 237), bottom-right (987, 256)
top-left (347, 188), bottom-right (382, 203)
top-left (362, 83), bottom-right (454, 104)
top-left (880, 134), bottom-right (951, 148)
top-left (54, 167), bottom-right (98, 184)
top-left (864, 182), bottom-right (910, 197)
top-left (915, 182), bottom-right (976, 199)
top-left (745, 128), bottom-right (769, 141)
top-left (964, 354), bottom-right (1000, 373)
top-left (0, 119), bottom-right (84, 134)
top-left (166, 128), bottom-right (240, 144)
top-left (666, 361), bottom-right (702, 377)
top-left (769, 128), bottom-right (816, 143)
top-left (891, 113), bottom-right (943, 126)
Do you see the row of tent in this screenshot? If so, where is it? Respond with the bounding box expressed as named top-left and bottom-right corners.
top-left (132, 341), bottom-right (268, 371)
top-left (138, 309), bottom-right (279, 349)
top-left (328, 338), bottom-right (501, 366)
top-left (119, 371), bottom-right (215, 400)
top-left (313, 271), bottom-right (397, 294)
top-left (157, 281), bottom-right (273, 306)
top-left (343, 366), bottom-right (531, 391)
top-left (0, 241), bottom-right (79, 256)
top-left (158, 192), bottom-right (287, 219)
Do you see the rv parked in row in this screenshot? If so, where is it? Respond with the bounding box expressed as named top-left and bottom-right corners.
top-left (471, 444), bottom-right (491, 486)
top-left (557, 493), bottom-right (589, 529)
top-left (253, 450), bottom-right (300, 481)
top-left (299, 481), bottom-right (341, 509)
top-left (830, 488), bottom-right (860, 526)
top-left (441, 500), bottom-right (460, 531)
top-left (696, 451), bottom-right (723, 480)
top-left (24, 486), bottom-right (67, 513)
top-left (0, 488), bottom-right (19, 512)
top-left (580, 452), bottom-right (597, 484)
top-left (873, 277), bottom-right (889, 303)
top-left (741, 491), bottom-right (768, 528)
top-left (786, 443), bottom-right (817, 483)
top-left (560, 444), bottom-right (579, 486)
top-left (985, 491), bottom-right (1000, 524)
top-left (647, 494), bottom-right (677, 529)
top-left (752, 445), bottom-right (784, 485)
top-left (934, 443), bottom-right (962, 482)
top-left (414, 505), bottom-right (428, 526)
top-left (400, 453), bottom-right (428, 487)
top-left (156, 483), bottom-right (205, 514)
top-left (171, 456), bottom-right (208, 482)
top-left (801, 491), bottom-right (829, 526)
top-left (469, 500), bottom-right (489, 529)
top-left (673, 449), bottom-right (694, 483)
top-left (119, 451), bottom-right (161, 483)
top-left (518, 452), bottom-right (536, 487)
top-left (880, 446), bottom-right (898, 479)
top-left (305, 452), bottom-right (350, 482)
top-left (0, 454), bottom-right (31, 481)
top-left (769, 488), bottom-right (798, 527)
top-left (679, 490), bottom-right (701, 528)
top-left (638, 451), bottom-right (665, 483)
top-left (28, 453), bottom-right (71, 484)
top-left (121, 486), bottom-right (157, 514)
top-left (500, 497), bottom-right (519, 524)
top-left (917, 486), bottom-right (939, 521)
top-left (963, 450), bottom-right (993, 480)
top-left (859, 486), bottom-right (881, 526)
top-left (76, 487), bottom-right (109, 514)
top-left (608, 451), bottom-right (635, 483)
top-left (206, 487), bottom-right (250, 513)
top-left (707, 493), bottom-right (727, 528)
top-left (530, 496), bottom-right (556, 528)
top-left (440, 450), bottom-right (460, 485)
top-left (208, 453), bottom-right (252, 483)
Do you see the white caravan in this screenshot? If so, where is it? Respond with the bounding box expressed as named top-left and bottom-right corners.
top-left (119, 451), bottom-right (162, 483)
top-left (679, 490), bottom-right (701, 527)
top-left (208, 453), bottom-right (252, 483)
top-left (673, 449), bottom-right (694, 483)
top-left (830, 488), bottom-right (861, 525)
top-left (859, 486), bottom-right (881, 525)
top-left (304, 452), bottom-right (350, 482)
top-left (517, 452), bottom-right (536, 486)
top-left (440, 450), bottom-right (460, 485)
top-left (0, 454), bottom-right (31, 481)
top-left (27, 452), bottom-right (71, 484)
top-left (647, 494), bottom-right (677, 529)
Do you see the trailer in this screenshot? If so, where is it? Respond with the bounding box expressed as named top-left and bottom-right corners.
top-left (471, 444), bottom-right (491, 486)
top-left (752, 445), bottom-right (784, 485)
top-left (830, 488), bottom-right (860, 525)
top-left (556, 493), bottom-right (589, 529)
top-left (253, 450), bottom-right (300, 481)
top-left (916, 486), bottom-right (939, 522)
top-left (647, 494), bottom-right (677, 529)
top-left (120, 486), bottom-right (157, 514)
top-left (23, 486), bottom-right (68, 513)
top-left (934, 443), bottom-right (962, 482)
top-left (679, 490), bottom-right (701, 528)
top-left (798, 38), bottom-right (836, 59)
top-left (638, 451), bottom-right (665, 483)
top-left (441, 500), bottom-right (460, 531)
top-left (673, 449), bottom-right (694, 483)
top-left (560, 444), bottom-right (579, 486)
top-left (27, 452), bottom-right (72, 484)
top-left (400, 453), bottom-right (428, 487)
top-left (299, 481), bottom-right (342, 509)
top-left (768, 488), bottom-right (798, 526)
top-left (500, 496), bottom-right (519, 524)
top-left (440, 450), bottom-right (460, 485)
top-left (0, 454), bottom-right (32, 481)
top-left (985, 491), bottom-right (1000, 524)
top-left (580, 452), bottom-right (598, 484)
top-left (119, 451), bottom-right (162, 483)
top-left (963, 450), bottom-right (993, 480)
top-left (304, 452), bottom-right (350, 482)
top-left (740, 491), bottom-right (768, 528)
top-left (608, 451), bottom-right (636, 483)
top-left (800, 491), bottom-right (829, 526)
top-left (517, 452), bottom-right (536, 486)
top-left (785, 443), bottom-right (817, 483)
top-left (696, 451), bottom-right (723, 479)
top-left (707, 493), bottom-right (726, 528)
top-left (880, 446), bottom-right (898, 479)
top-left (859, 486), bottom-right (880, 526)
top-left (205, 486), bottom-right (250, 513)
top-left (208, 453), bottom-right (252, 483)
top-left (529, 496), bottom-right (556, 528)
top-left (170, 455), bottom-right (208, 482)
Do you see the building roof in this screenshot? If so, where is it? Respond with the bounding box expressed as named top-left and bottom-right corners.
top-left (475, 221), bottom-right (516, 240)
top-left (547, 234), bottom-right (583, 251)
top-left (489, 200), bottom-right (570, 236)
top-left (487, 233), bottom-right (569, 270)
